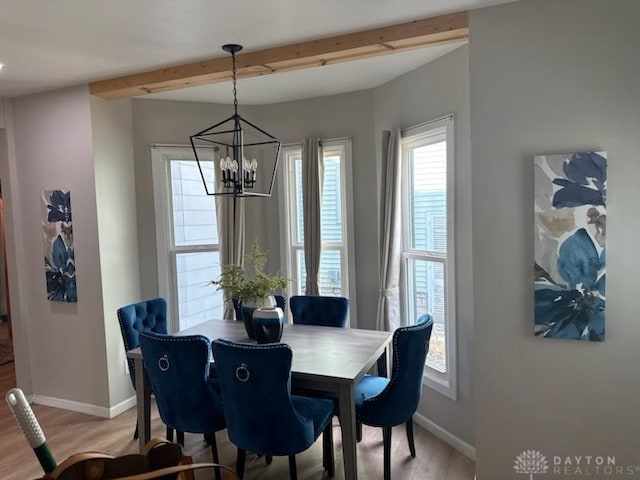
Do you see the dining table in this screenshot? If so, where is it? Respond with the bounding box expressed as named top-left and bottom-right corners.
top-left (127, 319), bottom-right (392, 480)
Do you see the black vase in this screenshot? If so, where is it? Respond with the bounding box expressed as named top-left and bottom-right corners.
top-left (241, 305), bottom-right (257, 339)
top-left (237, 296), bottom-right (277, 339)
top-left (252, 307), bottom-right (285, 344)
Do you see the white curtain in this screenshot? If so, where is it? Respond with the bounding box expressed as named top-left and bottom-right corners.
top-left (302, 136), bottom-right (324, 295)
top-left (216, 182), bottom-right (245, 320)
top-left (376, 129), bottom-right (402, 331)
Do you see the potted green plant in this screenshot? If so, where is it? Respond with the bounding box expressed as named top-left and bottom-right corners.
top-left (211, 243), bottom-right (288, 339)
top-left (212, 242), bottom-right (288, 304)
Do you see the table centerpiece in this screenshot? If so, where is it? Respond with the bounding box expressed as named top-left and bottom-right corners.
top-left (211, 242), bottom-right (288, 342)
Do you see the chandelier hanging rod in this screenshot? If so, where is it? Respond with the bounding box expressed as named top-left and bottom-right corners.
top-left (189, 43), bottom-right (281, 197)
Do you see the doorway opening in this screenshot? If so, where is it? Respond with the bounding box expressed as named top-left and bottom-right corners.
top-left (0, 179), bottom-right (13, 367)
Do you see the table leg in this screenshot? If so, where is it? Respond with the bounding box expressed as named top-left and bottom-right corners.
top-left (134, 357), bottom-right (151, 452)
top-left (338, 383), bottom-right (358, 480)
top-left (376, 347), bottom-right (389, 378)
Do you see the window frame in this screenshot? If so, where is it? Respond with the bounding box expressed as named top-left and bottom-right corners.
top-left (278, 138), bottom-right (357, 326)
top-left (151, 144), bottom-right (221, 332)
top-left (400, 116), bottom-right (457, 400)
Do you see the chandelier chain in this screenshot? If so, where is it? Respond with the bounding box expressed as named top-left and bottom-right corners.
top-left (232, 51), bottom-right (238, 115)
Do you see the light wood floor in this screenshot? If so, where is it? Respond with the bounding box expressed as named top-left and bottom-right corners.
top-left (0, 339), bottom-right (474, 479)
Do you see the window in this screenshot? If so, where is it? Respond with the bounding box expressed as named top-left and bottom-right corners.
top-left (151, 146), bottom-right (223, 331)
top-left (401, 116), bottom-right (456, 399)
top-left (280, 138), bottom-right (356, 321)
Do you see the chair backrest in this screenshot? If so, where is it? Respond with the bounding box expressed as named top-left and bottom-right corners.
top-left (117, 298), bottom-right (168, 388)
top-left (139, 332), bottom-right (226, 434)
top-left (289, 295), bottom-right (349, 327)
top-left (232, 294), bottom-right (286, 321)
top-left (359, 314), bottom-right (434, 426)
top-left (211, 339), bottom-right (316, 456)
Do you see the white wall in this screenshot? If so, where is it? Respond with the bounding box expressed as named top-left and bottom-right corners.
top-left (90, 97), bottom-right (140, 407)
top-left (10, 86), bottom-right (110, 408)
top-left (374, 45), bottom-right (473, 446)
top-left (470, 1), bottom-right (640, 477)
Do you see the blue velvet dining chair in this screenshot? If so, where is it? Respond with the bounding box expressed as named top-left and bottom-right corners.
top-left (354, 314), bottom-right (434, 480)
top-left (139, 332), bottom-right (227, 480)
top-left (211, 338), bottom-right (335, 480)
top-left (289, 295), bottom-right (349, 327)
top-left (116, 297), bottom-right (169, 440)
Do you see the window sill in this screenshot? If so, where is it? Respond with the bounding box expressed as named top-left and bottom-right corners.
top-left (423, 370), bottom-right (457, 400)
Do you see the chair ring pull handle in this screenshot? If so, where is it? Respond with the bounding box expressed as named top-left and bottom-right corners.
top-left (158, 354), bottom-right (170, 372)
top-left (235, 363), bottom-right (250, 382)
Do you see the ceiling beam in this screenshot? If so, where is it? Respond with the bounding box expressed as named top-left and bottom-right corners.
top-left (89, 11), bottom-right (468, 100)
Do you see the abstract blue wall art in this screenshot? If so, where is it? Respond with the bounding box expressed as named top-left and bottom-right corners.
top-left (42, 189), bottom-right (77, 302)
top-left (534, 152), bottom-right (606, 341)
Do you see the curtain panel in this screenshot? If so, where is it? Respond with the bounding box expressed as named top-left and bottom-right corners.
top-left (376, 129), bottom-right (402, 331)
top-left (302, 136), bottom-right (324, 295)
top-left (216, 192), bottom-right (245, 319)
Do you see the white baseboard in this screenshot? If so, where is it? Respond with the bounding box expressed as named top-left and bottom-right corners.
top-left (413, 411), bottom-right (476, 461)
top-left (110, 395), bottom-right (137, 417)
top-left (30, 394), bottom-right (136, 419)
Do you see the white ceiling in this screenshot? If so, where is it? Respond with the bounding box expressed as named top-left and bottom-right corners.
top-left (0, 0), bottom-right (514, 105)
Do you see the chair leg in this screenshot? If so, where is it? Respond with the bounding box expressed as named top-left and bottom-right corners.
top-left (177, 431), bottom-right (185, 446)
top-left (356, 421), bottom-right (362, 442)
top-left (236, 448), bottom-right (246, 479)
top-left (382, 426), bottom-right (392, 480)
top-left (322, 422), bottom-right (335, 477)
top-left (406, 417), bottom-right (416, 458)
top-left (166, 427), bottom-right (174, 442)
top-left (288, 455), bottom-right (298, 480)
top-left (133, 421), bottom-right (139, 440)
top-left (265, 455), bottom-right (273, 465)
top-left (209, 433), bottom-right (221, 480)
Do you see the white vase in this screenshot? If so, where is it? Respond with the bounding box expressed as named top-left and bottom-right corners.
top-left (243, 295), bottom-right (276, 309)
top-left (252, 306), bottom-right (285, 344)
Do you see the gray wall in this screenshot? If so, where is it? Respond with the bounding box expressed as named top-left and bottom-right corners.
top-left (3, 89), bottom-right (153, 411)
top-left (91, 96), bottom-right (140, 405)
top-left (470, 0), bottom-right (640, 477)
top-left (10, 86), bottom-right (110, 406)
top-left (374, 45), bottom-right (473, 446)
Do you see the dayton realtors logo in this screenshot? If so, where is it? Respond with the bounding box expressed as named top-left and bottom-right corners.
top-left (514, 451), bottom-right (640, 477)
top-left (514, 450), bottom-right (549, 479)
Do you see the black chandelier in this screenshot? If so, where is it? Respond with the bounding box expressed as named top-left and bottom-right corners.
top-left (190, 44), bottom-right (281, 197)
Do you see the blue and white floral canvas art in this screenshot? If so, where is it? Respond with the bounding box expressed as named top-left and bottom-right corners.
top-left (534, 152), bottom-right (606, 341)
top-left (42, 189), bottom-right (77, 302)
